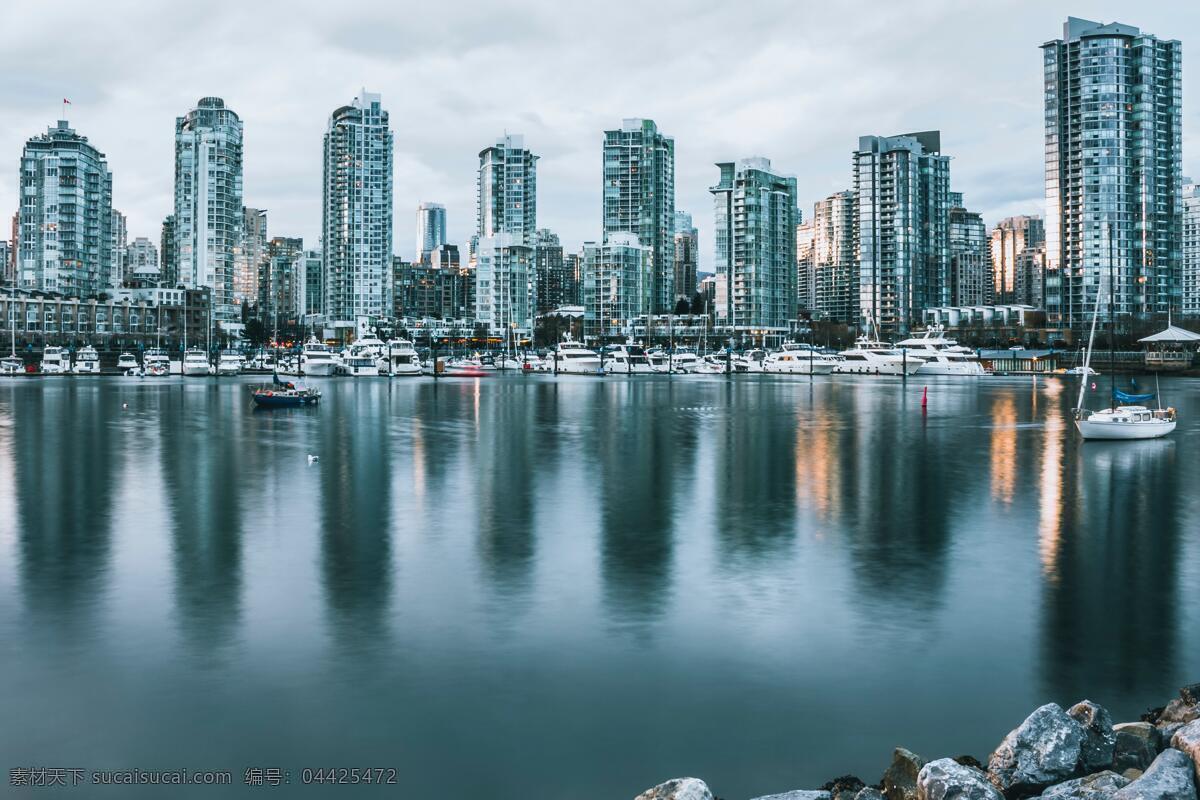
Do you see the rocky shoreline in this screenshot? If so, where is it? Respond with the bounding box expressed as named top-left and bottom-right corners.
top-left (636, 683), bottom-right (1200, 800)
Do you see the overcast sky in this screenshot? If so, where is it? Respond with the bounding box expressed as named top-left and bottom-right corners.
top-left (2, 0), bottom-right (1197, 272)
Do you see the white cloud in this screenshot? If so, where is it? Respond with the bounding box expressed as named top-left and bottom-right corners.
top-left (1, 0), bottom-right (1196, 273)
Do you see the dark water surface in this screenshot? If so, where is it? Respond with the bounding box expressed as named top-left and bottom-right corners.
top-left (2, 374), bottom-right (1198, 798)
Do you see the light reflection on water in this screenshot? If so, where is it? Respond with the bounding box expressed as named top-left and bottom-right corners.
top-left (0, 374), bottom-right (1198, 799)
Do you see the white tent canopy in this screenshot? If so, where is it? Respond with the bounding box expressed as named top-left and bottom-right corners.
top-left (1138, 325), bottom-right (1200, 344)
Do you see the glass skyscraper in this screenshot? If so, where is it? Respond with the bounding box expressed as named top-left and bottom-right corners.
top-left (710, 157), bottom-right (798, 339)
top-left (174, 97), bottom-right (243, 327)
top-left (477, 135), bottom-right (537, 243)
top-left (853, 131), bottom-right (950, 334)
top-left (1184, 180), bottom-right (1200, 317)
top-left (1042, 17), bottom-right (1182, 326)
top-left (18, 120), bottom-right (113, 298)
top-left (948, 194), bottom-right (990, 306)
top-left (672, 211), bottom-right (698, 305)
top-left (602, 118), bottom-right (675, 315)
top-left (322, 90), bottom-right (394, 325)
top-left (235, 207), bottom-right (267, 305)
top-left (416, 202), bottom-right (447, 263)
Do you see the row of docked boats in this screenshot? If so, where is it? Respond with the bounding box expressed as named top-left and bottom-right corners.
top-left (0, 326), bottom-right (997, 379)
top-left (495, 326), bottom-right (990, 377)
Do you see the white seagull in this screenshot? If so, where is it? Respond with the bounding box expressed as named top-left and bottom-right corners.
top-left (307, 454), bottom-right (319, 465)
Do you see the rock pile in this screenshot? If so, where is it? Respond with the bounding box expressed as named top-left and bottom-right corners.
top-left (634, 683), bottom-right (1200, 800)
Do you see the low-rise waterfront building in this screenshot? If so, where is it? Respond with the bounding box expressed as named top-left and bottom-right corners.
top-left (0, 285), bottom-right (212, 353)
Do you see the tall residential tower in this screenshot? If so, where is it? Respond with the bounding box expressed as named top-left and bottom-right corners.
top-left (602, 118), bottom-right (675, 315)
top-left (853, 131), bottom-right (950, 334)
top-left (174, 97), bottom-right (244, 327)
top-left (322, 90), bottom-right (394, 324)
top-left (17, 120), bottom-right (113, 298)
top-left (1042, 17), bottom-right (1183, 325)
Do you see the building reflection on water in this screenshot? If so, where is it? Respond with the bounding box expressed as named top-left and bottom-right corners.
top-left (318, 386), bottom-right (393, 646)
top-left (594, 380), bottom-right (692, 622)
top-left (12, 383), bottom-right (116, 631)
top-left (159, 384), bottom-right (248, 654)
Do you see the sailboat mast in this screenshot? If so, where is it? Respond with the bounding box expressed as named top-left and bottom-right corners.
top-left (1108, 223), bottom-right (1116, 410)
top-left (1076, 261), bottom-right (1103, 414)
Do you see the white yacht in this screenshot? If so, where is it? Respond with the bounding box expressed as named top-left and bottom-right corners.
top-left (182, 348), bottom-right (211, 376)
top-left (762, 344), bottom-right (838, 375)
top-left (346, 334), bottom-right (387, 370)
top-left (382, 339), bottom-right (423, 376)
top-left (605, 341), bottom-right (655, 374)
top-left (895, 326), bottom-right (988, 376)
top-left (117, 352), bottom-right (140, 376)
top-left (834, 337), bottom-right (924, 375)
top-left (548, 336), bottom-right (604, 374)
top-left (143, 348), bottom-right (170, 377)
top-left (695, 353), bottom-right (730, 374)
top-left (71, 345), bottom-right (101, 374)
top-left (217, 350), bottom-right (242, 375)
top-left (339, 347), bottom-right (380, 377)
top-left (41, 346), bottom-right (67, 374)
top-left (300, 338), bottom-right (337, 376)
top-left (733, 349), bottom-right (766, 373)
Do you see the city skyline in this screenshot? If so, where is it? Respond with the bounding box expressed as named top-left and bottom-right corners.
top-left (4, 1), bottom-right (1195, 275)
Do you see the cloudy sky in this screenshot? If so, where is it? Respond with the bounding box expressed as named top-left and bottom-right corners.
top-left (2, 0), bottom-right (1197, 272)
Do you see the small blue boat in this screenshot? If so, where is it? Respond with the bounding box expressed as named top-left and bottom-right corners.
top-left (252, 374), bottom-right (321, 407)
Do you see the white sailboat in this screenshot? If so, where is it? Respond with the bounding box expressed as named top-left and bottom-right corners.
top-left (1072, 253), bottom-right (1175, 441)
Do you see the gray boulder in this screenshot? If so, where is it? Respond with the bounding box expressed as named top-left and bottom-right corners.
top-left (634, 778), bottom-right (713, 800)
top-left (884, 748), bottom-right (927, 800)
top-left (988, 704), bottom-right (1085, 796)
top-left (1180, 684), bottom-right (1200, 706)
top-left (1110, 749), bottom-right (1196, 800)
top-left (750, 792), bottom-right (831, 800)
top-left (918, 758), bottom-right (1005, 800)
top-left (1068, 701), bottom-right (1116, 772)
top-left (1038, 770), bottom-right (1130, 800)
top-left (1112, 723), bottom-right (1160, 773)
top-left (1169, 719), bottom-right (1200, 783)
top-left (857, 790), bottom-right (886, 800)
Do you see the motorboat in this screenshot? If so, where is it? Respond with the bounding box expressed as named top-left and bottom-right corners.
top-left (382, 339), bottom-right (422, 376)
top-left (834, 337), bottom-right (924, 375)
top-left (517, 352), bottom-right (544, 372)
top-left (695, 354), bottom-right (730, 374)
top-left (117, 352), bottom-right (141, 376)
top-left (605, 341), bottom-right (655, 374)
top-left (339, 349), bottom-right (380, 377)
top-left (762, 345), bottom-right (838, 375)
top-left (546, 336), bottom-right (604, 375)
top-left (895, 326), bottom-right (988, 376)
top-left (733, 349), bottom-right (767, 373)
top-left (143, 348), bottom-right (170, 377)
top-left (182, 348), bottom-right (211, 376)
top-left (347, 334), bottom-right (387, 370)
top-left (41, 346), bottom-right (67, 374)
top-left (71, 345), bottom-right (101, 374)
top-left (1062, 365), bottom-right (1100, 377)
top-left (300, 338), bottom-right (337, 376)
top-left (217, 350), bottom-right (242, 375)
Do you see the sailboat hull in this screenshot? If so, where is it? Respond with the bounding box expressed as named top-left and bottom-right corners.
top-left (1074, 417), bottom-right (1176, 440)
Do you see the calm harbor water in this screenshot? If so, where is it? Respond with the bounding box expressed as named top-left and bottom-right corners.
top-left (1, 373), bottom-right (1198, 798)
